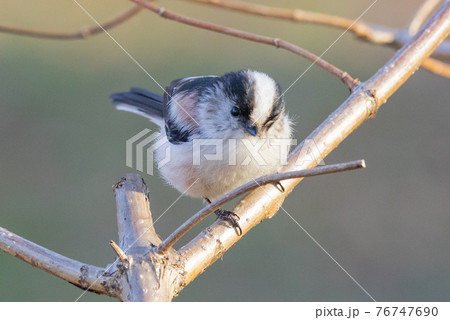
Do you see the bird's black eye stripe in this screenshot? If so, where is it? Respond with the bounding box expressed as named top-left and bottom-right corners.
top-left (230, 106), bottom-right (240, 117)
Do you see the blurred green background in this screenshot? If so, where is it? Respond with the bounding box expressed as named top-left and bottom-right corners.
top-left (1, 0), bottom-right (449, 301)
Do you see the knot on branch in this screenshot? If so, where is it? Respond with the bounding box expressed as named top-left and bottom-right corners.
top-left (157, 7), bottom-right (167, 17)
top-left (341, 72), bottom-right (360, 92)
top-left (79, 27), bottom-right (91, 39)
top-left (100, 273), bottom-right (122, 298)
top-left (292, 9), bottom-right (306, 21)
top-left (364, 89), bottom-right (379, 118)
top-left (79, 265), bottom-right (91, 289)
top-left (273, 38), bottom-right (281, 48)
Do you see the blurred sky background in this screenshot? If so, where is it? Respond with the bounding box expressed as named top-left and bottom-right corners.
top-left (0, 0), bottom-right (449, 301)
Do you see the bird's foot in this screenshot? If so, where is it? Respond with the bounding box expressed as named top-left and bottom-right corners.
top-left (204, 197), bottom-right (242, 236)
top-left (214, 209), bottom-right (242, 236)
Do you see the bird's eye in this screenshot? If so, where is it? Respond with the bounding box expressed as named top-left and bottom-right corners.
top-left (230, 106), bottom-right (240, 117)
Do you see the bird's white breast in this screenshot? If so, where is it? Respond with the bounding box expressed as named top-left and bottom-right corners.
top-left (155, 114), bottom-right (292, 200)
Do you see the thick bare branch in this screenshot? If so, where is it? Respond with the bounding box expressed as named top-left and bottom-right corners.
top-left (0, 226), bottom-right (116, 296)
top-left (0, 5), bottom-right (142, 40)
top-left (113, 174), bottom-right (162, 301)
top-left (113, 174), bottom-right (183, 301)
top-left (157, 160), bottom-right (366, 253)
top-left (114, 174), bottom-right (162, 249)
top-left (131, 0), bottom-right (358, 90)
top-left (179, 1), bottom-right (450, 287)
top-left (362, 2), bottom-right (450, 104)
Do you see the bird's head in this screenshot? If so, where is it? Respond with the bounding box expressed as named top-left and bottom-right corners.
top-left (200, 69), bottom-right (286, 139)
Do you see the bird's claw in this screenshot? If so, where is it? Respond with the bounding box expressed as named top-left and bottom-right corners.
top-left (273, 181), bottom-right (285, 193)
top-left (215, 209), bottom-right (242, 236)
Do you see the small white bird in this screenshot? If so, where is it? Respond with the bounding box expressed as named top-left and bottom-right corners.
top-left (111, 70), bottom-right (292, 230)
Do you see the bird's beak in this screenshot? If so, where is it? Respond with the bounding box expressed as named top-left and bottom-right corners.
top-left (245, 124), bottom-right (258, 136)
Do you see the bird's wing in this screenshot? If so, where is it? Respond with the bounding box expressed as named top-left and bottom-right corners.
top-left (163, 76), bottom-right (219, 144)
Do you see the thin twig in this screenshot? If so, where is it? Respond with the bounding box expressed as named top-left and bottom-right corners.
top-left (183, 0), bottom-right (396, 44)
top-left (131, 0), bottom-right (359, 90)
top-left (409, 0), bottom-right (443, 35)
top-left (0, 5), bottom-right (142, 40)
top-left (157, 160), bottom-right (365, 253)
top-left (422, 56), bottom-right (450, 77)
top-left (182, 0), bottom-right (450, 74)
top-left (109, 240), bottom-right (128, 262)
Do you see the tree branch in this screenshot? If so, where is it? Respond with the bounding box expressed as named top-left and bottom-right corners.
top-left (421, 56), bottom-right (450, 77)
top-left (110, 240), bottom-right (128, 262)
top-left (409, 0), bottom-right (443, 35)
top-left (113, 174), bottom-right (183, 301)
top-left (157, 160), bottom-right (366, 253)
top-left (179, 0), bottom-right (450, 287)
top-left (114, 174), bottom-right (163, 249)
top-left (0, 5), bottom-right (142, 40)
top-left (131, 0), bottom-right (359, 90)
top-left (182, 0), bottom-right (396, 43)
top-left (0, 226), bottom-right (117, 296)
top-left (182, 0), bottom-right (450, 73)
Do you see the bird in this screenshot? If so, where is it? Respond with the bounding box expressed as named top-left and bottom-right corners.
top-left (111, 69), bottom-right (292, 233)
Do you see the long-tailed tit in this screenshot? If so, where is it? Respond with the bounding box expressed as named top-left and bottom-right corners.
top-left (111, 70), bottom-right (292, 230)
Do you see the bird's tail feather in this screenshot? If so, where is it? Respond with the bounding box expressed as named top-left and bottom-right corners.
top-left (111, 88), bottom-right (164, 126)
